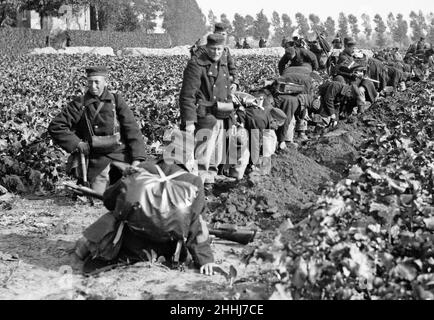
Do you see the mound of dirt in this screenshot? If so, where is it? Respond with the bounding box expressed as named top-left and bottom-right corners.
top-left (301, 133), bottom-right (359, 174)
top-left (208, 148), bottom-right (336, 227)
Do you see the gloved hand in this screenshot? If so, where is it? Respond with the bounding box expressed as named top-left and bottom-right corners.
top-left (230, 83), bottom-right (238, 94)
top-left (76, 141), bottom-right (90, 155)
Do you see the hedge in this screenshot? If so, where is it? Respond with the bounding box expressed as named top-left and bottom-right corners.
top-left (0, 27), bottom-right (172, 56)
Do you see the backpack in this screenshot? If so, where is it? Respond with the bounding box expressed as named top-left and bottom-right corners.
top-left (274, 76), bottom-right (307, 95)
top-left (115, 165), bottom-right (199, 243)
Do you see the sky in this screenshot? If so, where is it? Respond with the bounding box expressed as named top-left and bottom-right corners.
top-left (195, 0), bottom-right (434, 21)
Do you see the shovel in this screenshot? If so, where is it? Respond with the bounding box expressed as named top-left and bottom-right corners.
top-left (80, 151), bottom-right (94, 205)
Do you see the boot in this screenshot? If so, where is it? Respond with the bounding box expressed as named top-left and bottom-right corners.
top-left (259, 156), bottom-right (272, 175)
top-left (297, 132), bottom-right (309, 142)
top-left (75, 237), bottom-right (90, 261)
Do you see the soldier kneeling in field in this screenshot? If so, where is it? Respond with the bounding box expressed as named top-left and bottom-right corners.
top-left (48, 66), bottom-right (146, 194)
top-left (315, 80), bottom-right (360, 131)
top-left (74, 130), bottom-right (216, 275)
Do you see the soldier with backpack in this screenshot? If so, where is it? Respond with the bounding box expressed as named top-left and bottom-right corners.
top-left (48, 66), bottom-right (147, 194)
top-left (74, 130), bottom-right (216, 275)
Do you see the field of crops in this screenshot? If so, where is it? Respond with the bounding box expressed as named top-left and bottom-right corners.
top-left (1, 51), bottom-right (434, 300)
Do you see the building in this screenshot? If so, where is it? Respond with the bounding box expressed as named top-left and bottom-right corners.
top-left (15, 5), bottom-right (90, 30)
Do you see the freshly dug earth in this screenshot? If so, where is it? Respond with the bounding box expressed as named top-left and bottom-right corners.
top-left (208, 148), bottom-right (337, 227)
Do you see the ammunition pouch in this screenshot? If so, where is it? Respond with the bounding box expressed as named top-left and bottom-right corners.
top-left (197, 101), bottom-right (234, 119)
top-left (91, 133), bottom-right (122, 154)
top-left (214, 101), bottom-right (234, 119)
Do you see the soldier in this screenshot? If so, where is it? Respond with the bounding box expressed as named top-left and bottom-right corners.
top-left (335, 37), bottom-right (378, 108)
top-left (191, 22), bottom-right (238, 88)
top-left (317, 81), bottom-right (359, 130)
top-left (48, 66), bottom-right (147, 194)
top-left (416, 37), bottom-right (426, 51)
top-left (278, 45), bottom-right (319, 75)
top-left (332, 35), bottom-right (343, 49)
top-left (75, 131), bottom-right (216, 275)
top-left (179, 33), bottom-right (246, 184)
top-left (259, 37), bottom-right (267, 48)
top-left (243, 38), bottom-right (251, 49)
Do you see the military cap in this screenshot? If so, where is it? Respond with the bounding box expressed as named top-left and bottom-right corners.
top-left (269, 107), bottom-right (287, 126)
top-left (207, 33), bottom-right (225, 46)
top-left (344, 37), bottom-right (356, 46)
top-left (214, 22), bottom-right (228, 33)
top-left (86, 66), bottom-right (108, 77)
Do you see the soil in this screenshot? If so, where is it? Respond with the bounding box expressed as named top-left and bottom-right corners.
top-left (0, 103), bottom-right (384, 300)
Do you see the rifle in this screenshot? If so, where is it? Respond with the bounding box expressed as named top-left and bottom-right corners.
top-left (357, 76), bottom-right (380, 84)
top-left (64, 182), bottom-right (257, 245)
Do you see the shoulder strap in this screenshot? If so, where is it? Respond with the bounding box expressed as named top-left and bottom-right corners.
top-left (155, 165), bottom-right (188, 182)
top-left (111, 92), bottom-right (120, 134)
top-left (92, 101), bottom-right (105, 121)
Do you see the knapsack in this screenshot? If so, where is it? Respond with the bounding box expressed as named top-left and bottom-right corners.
top-left (274, 76), bottom-right (307, 95)
top-left (115, 165), bottom-right (199, 243)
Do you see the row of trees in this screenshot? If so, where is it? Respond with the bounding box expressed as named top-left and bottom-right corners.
top-left (1, 0), bottom-right (434, 47)
top-left (0, 0), bottom-right (208, 45)
top-left (210, 9), bottom-right (434, 48)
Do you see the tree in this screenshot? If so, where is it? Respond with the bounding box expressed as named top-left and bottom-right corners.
top-left (271, 11), bottom-right (284, 45)
top-left (232, 13), bottom-right (246, 42)
top-left (295, 12), bottom-right (310, 38)
top-left (207, 9), bottom-right (217, 32)
top-left (81, 0), bottom-right (163, 32)
top-left (309, 13), bottom-right (324, 34)
top-left (245, 14), bottom-right (255, 37)
top-left (409, 10), bottom-right (427, 41)
top-left (162, 0), bottom-right (207, 46)
top-left (281, 13), bottom-right (296, 38)
top-left (220, 13), bottom-right (233, 34)
top-left (374, 14), bottom-right (387, 47)
top-left (388, 13), bottom-right (408, 46)
top-left (0, 0), bottom-right (19, 27)
top-left (19, 0), bottom-right (66, 29)
top-left (253, 9), bottom-right (270, 40)
top-left (133, 0), bottom-right (163, 33)
top-left (395, 14), bottom-right (409, 46)
top-left (348, 14), bottom-right (360, 40)
top-left (338, 12), bottom-right (349, 38)
top-left (324, 16), bottom-right (336, 40)
top-left (361, 13), bottom-right (373, 40)
top-left (113, 2), bottom-right (140, 31)
top-left (428, 18), bottom-right (434, 44)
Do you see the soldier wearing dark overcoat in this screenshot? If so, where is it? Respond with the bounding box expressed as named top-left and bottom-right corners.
top-left (48, 66), bottom-right (146, 194)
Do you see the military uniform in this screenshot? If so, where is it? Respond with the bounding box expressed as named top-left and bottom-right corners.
top-left (278, 47), bottom-right (319, 75)
top-left (318, 81), bottom-right (357, 125)
top-left (192, 45), bottom-right (238, 84)
top-left (180, 38), bottom-right (247, 183)
top-left (48, 88), bottom-right (146, 192)
top-left (81, 160), bottom-right (214, 271)
top-left (335, 51), bottom-right (378, 104)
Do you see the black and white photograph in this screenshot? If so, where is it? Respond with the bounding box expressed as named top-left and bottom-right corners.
top-left (0, 0), bottom-right (433, 304)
